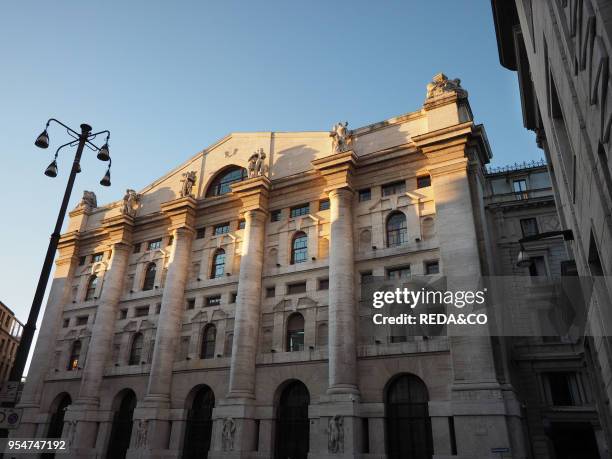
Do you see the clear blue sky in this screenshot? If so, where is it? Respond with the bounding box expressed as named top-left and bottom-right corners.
top-left (0, 1), bottom-right (540, 373)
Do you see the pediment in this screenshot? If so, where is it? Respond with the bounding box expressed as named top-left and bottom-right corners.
top-left (211, 309), bottom-right (227, 321)
top-left (297, 297), bottom-right (317, 309)
top-left (191, 310), bottom-right (208, 323)
top-left (123, 320), bottom-right (138, 332)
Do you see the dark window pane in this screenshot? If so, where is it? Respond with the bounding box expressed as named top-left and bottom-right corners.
top-left (359, 188), bottom-right (372, 202)
top-left (291, 232), bottom-right (308, 264)
top-left (148, 239), bottom-right (162, 250)
top-left (270, 209), bottom-right (282, 222)
top-left (132, 243), bottom-right (141, 254)
top-left (211, 249), bottom-right (226, 278)
top-left (290, 204), bottom-right (310, 218)
top-left (520, 218), bottom-right (539, 237)
top-left (238, 219), bottom-right (246, 229)
top-left (142, 263), bottom-right (156, 291)
top-left (266, 287), bottom-right (276, 298)
top-left (214, 223), bottom-right (230, 235)
top-left (386, 212), bottom-right (407, 247)
top-left (206, 295), bottom-right (221, 306)
top-left (417, 175), bottom-right (431, 188)
top-left (425, 261), bottom-right (439, 275)
top-left (201, 326), bottom-right (216, 359)
top-left (287, 282), bottom-right (307, 295)
top-left (382, 181), bottom-right (406, 197)
top-left (387, 266), bottom-right (411, 279)
top-left (206, 167), bottom-right (248, 197)
top-left (319, 199), bottom-right (330, 211)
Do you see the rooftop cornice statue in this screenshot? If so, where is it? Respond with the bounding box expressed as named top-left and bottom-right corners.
top-left (426, 73), bottom-right (467, 100)
top-left (330, 121), bottom-right (353, 154)
top-left (121, 189), bottom-right (141, 217)
top-left (247, 148), bottom-right (267, 178)
top-left (76, 190), bottom-right (97, 210)
top-left (180, 170), bottom-right (197, 197)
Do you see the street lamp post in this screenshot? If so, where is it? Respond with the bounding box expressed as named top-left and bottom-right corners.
top-left (8, 119), bottom-right (112, 384)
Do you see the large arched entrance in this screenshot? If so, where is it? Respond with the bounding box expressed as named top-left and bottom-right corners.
top-left (385, 374), bottom-right (433, 459)
top-left (274, 380), bottom-right (310, 459)
top-left (106, 389), bottom-right (136, 459)
top-left (182, 385), bottom-right (215, 459)
top-left (43, 393), bottom-right (72, 458)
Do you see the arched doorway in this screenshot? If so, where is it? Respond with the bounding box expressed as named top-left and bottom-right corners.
top-left (44, 393), bottom-right (71, 458)
top-left (182, 385), bottom-right (215, 459)
top-left (275, 380), bottom-right (310, 459)
top-left (106, 390), bottom-right (136, 459)
top-left (385, 374), bottom-right (433, 459)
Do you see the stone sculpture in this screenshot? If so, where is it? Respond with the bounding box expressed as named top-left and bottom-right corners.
top-left (180, 171), bottom-right (197, 197)
top-left (426, 73), bottom-right (466, 99)
top-left (328, 415), bottom-right (344, 453)
top-left (121, 189), bottom-right (140, 217)
top-left (330, 122), bottom-right (353, 153)
top-left (248, 148), bottom-right (267, 178)
top-left (222, 417), bottom-right (236, 451)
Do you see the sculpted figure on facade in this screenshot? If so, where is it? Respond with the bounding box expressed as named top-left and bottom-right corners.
top-left (426, 73), bottom-right (467, 99)
top-left (76, 190), bottom-right (97, 210)
top-left (180, 171), bottom-right (197, 197)
top-left (66, 420), bottom-right (77, 446)
top-left (248, 148), bottom-right (267, 178)
top-left (135, 419), bottom-right (148, 448)
top-left (121, 189), bottom-right (140, 217)
top-left (330, 122), bottom-right (353, 153)
top-left (222, 417), bottom-right (236, 451)
top-left (328, 415), bottom-right (344, 453)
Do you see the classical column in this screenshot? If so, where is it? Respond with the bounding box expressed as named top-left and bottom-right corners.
top-left (227, 209), bottom-right (266, 397)
top-left (210, 176), bottom-right (269, 458)
top-left (14, 232), bottom-right (79, 437)
top-left (68, 214), bottom-right (133, 451)
top-left (137, 196), bottom-right (196, 452)
top-left (327, 187), bottom-right (358, 394)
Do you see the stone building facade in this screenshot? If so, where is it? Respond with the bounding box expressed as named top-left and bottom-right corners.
top-left (491, 0), bottom-right (612, 453)
top-left (0, 301), bottom-right (23, 384)
top-left (16, 75), bottom-right (608, 458)
top-left (485, 162), bottom-right (607, 458)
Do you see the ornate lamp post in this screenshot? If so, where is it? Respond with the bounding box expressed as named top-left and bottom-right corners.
top-left (9, 119), bottom-right (112, 384)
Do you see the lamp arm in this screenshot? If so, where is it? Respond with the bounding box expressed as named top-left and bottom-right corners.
top-left (47, 118), bottom-right (80, 137)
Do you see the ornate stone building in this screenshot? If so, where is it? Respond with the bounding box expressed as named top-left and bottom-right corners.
top-left (16, 75), bottom-right (608, 458)
top-left (491, 1), bottom-right (612, 455)
top-left (0, 301), bottom-right (23, 385)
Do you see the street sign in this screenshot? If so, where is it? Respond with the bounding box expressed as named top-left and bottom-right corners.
top-left (0, 408), bottom-right (22, 429)
top-left (0, 381), bottom-right (20, 403)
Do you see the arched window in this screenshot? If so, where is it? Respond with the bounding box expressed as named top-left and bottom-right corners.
top-left (385, 374), bottom-right (433, 459)
top-left (291, 232), bottom-right (308, 264)
top-left (200, 325), bottom-right (216, 359)
top-left (129, 333), bottom-right (144, 365)
top-left (286, 313), bottom-right (305, 352)
top-left (206, 166), bottom-right (248, 197)
top-left (67, 340), bottom-right (81, 370)
top-left (85, 275), bottom-right (98, 301)
top-left (386, 212), bottom-right (407, 247)
top-left (142, 263), bottom-right (156, 291)
top-left (210, 249), bottom-right (226, 279)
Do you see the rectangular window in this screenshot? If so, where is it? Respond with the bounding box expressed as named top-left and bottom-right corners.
top-left (206, 295), bottom-right (221, 306)
top-left (387, 266), bottom-right (411, 280)
top-left (238, 219), bottom-right (246, 229)
top-left (520, 218), bottom-right (539, 237)
top-left (287, 282), bottom-right (307, 295)
top-left (230, 292), bottom-right (237, 303)
top-left (78, 256), bottom-right (86, 266)
top-left (76, 316), bottom-right (88, 326)
top-left (214, 223), bottom-right (230, 235)
top-left (167, 235), bottom-right (174, 246)
top-left (319, 199), bottom-right (330, 211)
top-left (148, 239), bottom-right (162, 250)
top-left (62, 318), bottom-right (70, 328)
top-left (318, 278), bottom-right (329, 290)
top-left (529, 256), bottom-right (548, 277)
top-left (119, 309), bottom-right (128, 320)
top-left (425, 260), bottom-right (439, 275)
top-left (196, 227), bottom-right (206, 239)
top-left (186, 298), bottom-right (195, 310)
top-left (417, 175), bottom-right (431, 188)
top-left (132, 243), bottom-right (141, 254)
top-left (545, 372), bottom-right (582, 406)
top-left (135, 306), bottom-right (149, 317)
top-left (266, 287), bottom-right (276, 298)
top-left (513, 179), bottom-right (528, 199)
top-left (361, 271), bottom-right (373, 284)
top-left (359, 188), bottom-right (371, 202)
top-left (270, 209), bottom-right (282, 222)
top-left (156, 303), bottom-right (162, 314)
top-left (92, 252), bottom-right (103, 263)
top-left (290, 203), bottom-right (310, 218)
top-left (382, 181), bottom-right (406, 197)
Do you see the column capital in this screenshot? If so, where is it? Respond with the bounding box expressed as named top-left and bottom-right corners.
top-left (160, 196), bottom-right (197, 230)
top-left (231, 176), bottom-right (271, 213)
top-left (312, 150), bottom-right (358, 193)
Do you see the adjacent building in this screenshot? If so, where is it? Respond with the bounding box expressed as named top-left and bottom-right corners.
top-left (491, 1), bottom-right (612, 455)
top-left (0, 301), bottom-right (23, 385)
